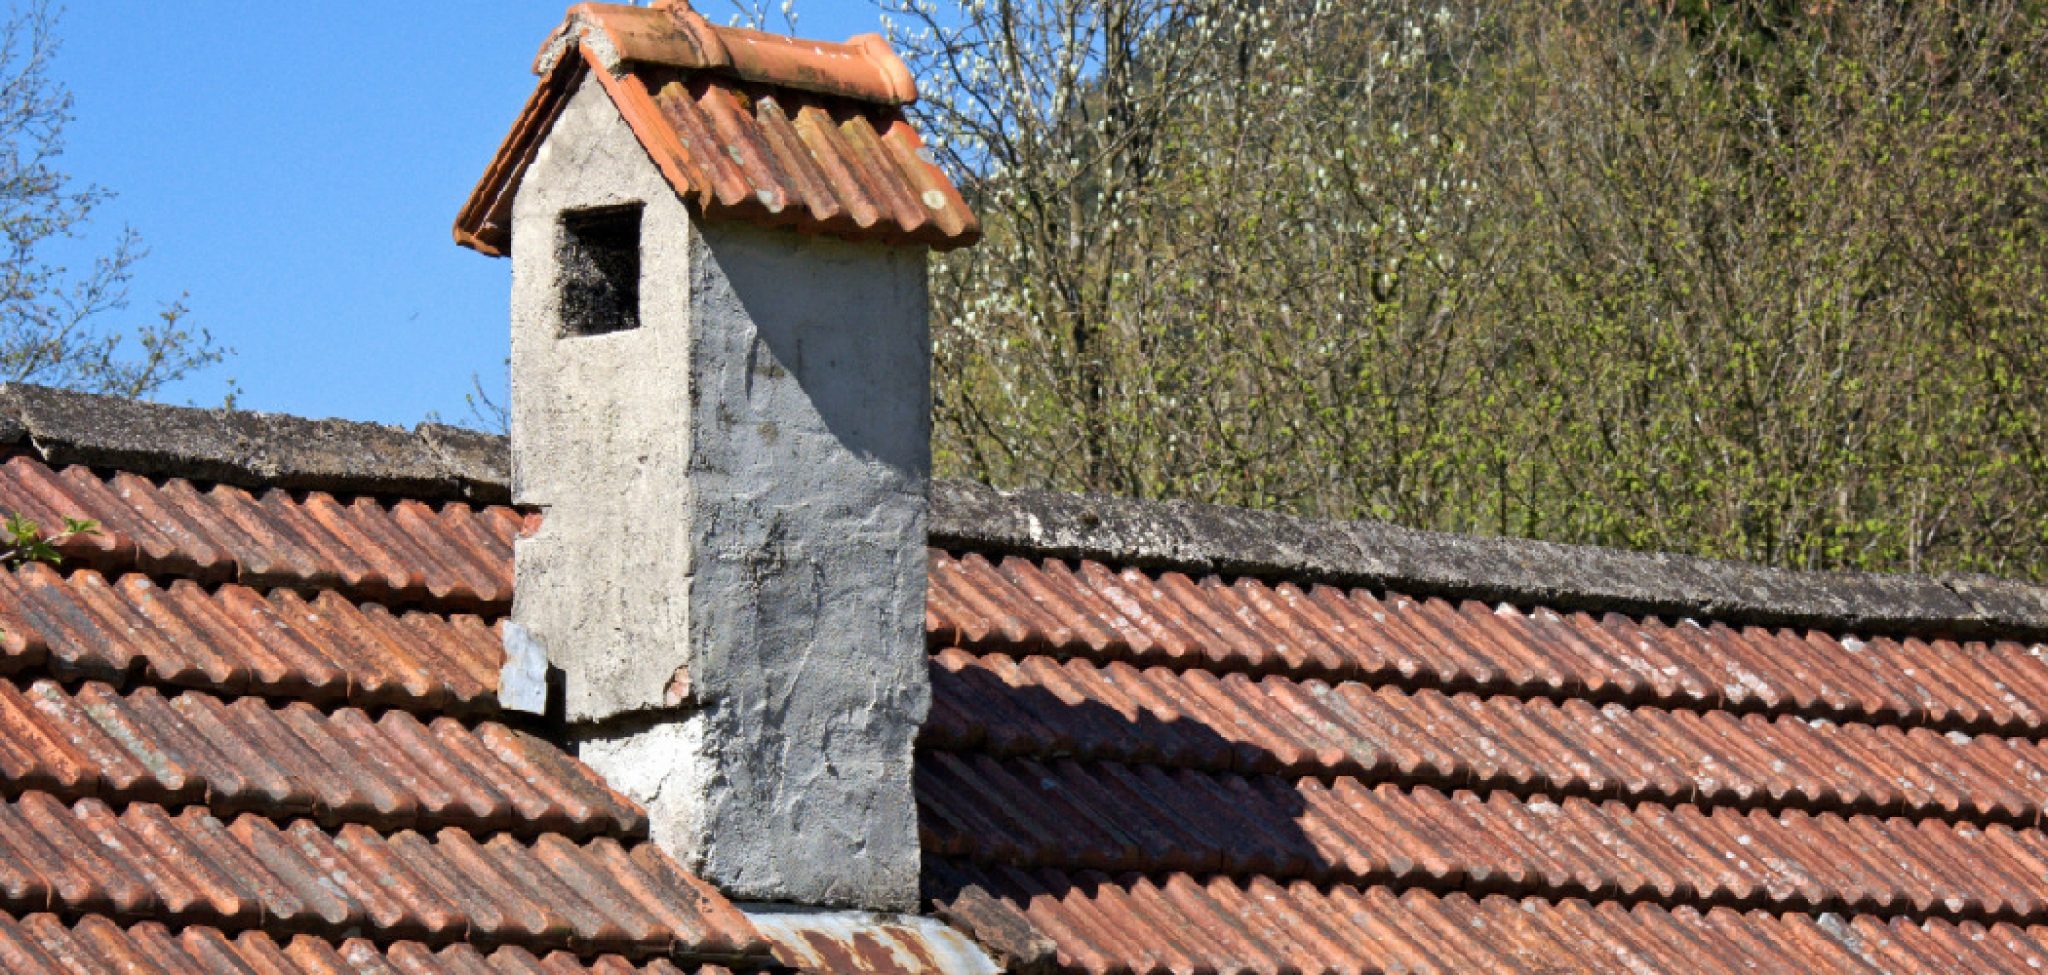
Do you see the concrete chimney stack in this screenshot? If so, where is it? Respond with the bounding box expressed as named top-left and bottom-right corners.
top-left (455, 2), bottom-right (978, 911)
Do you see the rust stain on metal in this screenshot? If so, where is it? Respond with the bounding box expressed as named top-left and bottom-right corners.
top-left (744, 908), bottom-right (1002, 975)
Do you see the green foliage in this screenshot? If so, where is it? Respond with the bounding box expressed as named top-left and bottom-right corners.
top-left (0, 512), bottom-right (95, 568)
top-left (903, 0), bottom-right (2048, 578)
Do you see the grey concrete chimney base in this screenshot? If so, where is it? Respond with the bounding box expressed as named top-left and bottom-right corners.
top-left (506, 76), bottom-right (932, 911)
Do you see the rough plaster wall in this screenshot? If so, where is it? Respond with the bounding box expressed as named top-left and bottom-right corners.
top-left (682, 218), bottom-right (932, 910)
top-left (509, 74), bottom-right (932, 911)
top-left (511, 76), bottom-right (698, 725)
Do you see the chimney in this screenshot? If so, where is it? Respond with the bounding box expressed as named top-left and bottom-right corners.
top-left (455, 2), bottom-right (978, 911)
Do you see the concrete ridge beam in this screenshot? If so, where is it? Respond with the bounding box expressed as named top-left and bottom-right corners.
top-left (4, 382), bottom-right (2044, 639)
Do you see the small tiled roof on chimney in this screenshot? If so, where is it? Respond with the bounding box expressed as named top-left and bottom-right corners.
top-left (455, 1), bottom-right (978, 255)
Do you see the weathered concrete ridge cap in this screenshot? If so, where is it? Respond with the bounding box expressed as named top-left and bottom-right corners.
top-left (539, 2), bottom-right (918, 106)
top-left (457, 1), bottom-right (974, 256)
top-left (930, 480), bottom-right (2048, 640)
top-left (0, 383), bottom-right (509, 505)
top-left (6, 384), bottom-right (2046, 641)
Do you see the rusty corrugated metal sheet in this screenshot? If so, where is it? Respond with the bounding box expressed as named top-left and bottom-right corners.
top-left (0, 791), bottom-right (760, 958)
top-left (0, 564), bottom-right (502, 712)
top-left (927, 648), bottom-right (2048, 823)
top-left (0, 455), bottom-right (519, 608)
top-left (746, 908), bottom-right (1003, 975)
top-left (930, 862), bottom-right (2048, 975)
top-left (0, 678), bottom-right (642, 839)
top-left (455, 3), bottom-right (976, 256)
top-left (923, 757), bottom-right (2048, 918)
top-left (0, 913), bottom-right (717, 974)
top-left (929, 551), bottom-right (2048, 734)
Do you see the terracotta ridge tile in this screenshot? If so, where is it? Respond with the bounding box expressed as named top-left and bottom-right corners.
top-left (545, 3), bottom-right (916, 107)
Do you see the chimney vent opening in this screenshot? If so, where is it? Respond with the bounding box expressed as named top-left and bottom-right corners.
top-left (558, 204), bottom-right (644, 337)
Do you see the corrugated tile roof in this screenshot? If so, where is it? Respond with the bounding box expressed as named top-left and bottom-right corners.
top-left (927, 863), bottom-right (2048, 975)
top-left (12, 384), bottom-right (2048, 973)
top-left (921, 551), bottom-right (2048, 973)
top-left (925, 759), bottom-right (2048, 917)
top-left (0, 565), bottom-right (503, 711)
top-left (0, 455), bottom-right (519, 608)
top-left (927, 649), bottom-right (2048, 823)
top-left (0, 448), bottom-right (771, 970)
top-left (927, 551), bottom-right (2048, 732)
top-left (0, 791), bottom-right (755, 954)
top-left (455, 2), bottom-right (977, 255)
top-left (0, 913), bottom-right (720, 974)
top-left (0, 678), bottom-right (642, 838)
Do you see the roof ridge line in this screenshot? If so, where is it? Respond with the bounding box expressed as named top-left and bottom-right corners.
top-left (931, 482), bottom-right (2048, 640)
top-left (0, 383), bottom-right (509, 506)
top-left (6, 382), bottom-right (2046, 639)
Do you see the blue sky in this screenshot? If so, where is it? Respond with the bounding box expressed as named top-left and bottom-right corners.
top-left (56, 2), bottom-right (891, 428)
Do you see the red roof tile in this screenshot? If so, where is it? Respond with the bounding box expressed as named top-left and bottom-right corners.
top-left (922, 551), bottom-right (2048, 973)
top-left (455, 2), bottom-right (977, 256)
top-left (0, 678), bottom-right (642, 838)
top-left (0, 455), bottom-right (519, 608)
top-left (928, 865), bottom-right (2048, 975)
top-left (0, 450), bottom-right (768, 969)
top-left (13, 389), bottom-right (2048, 974)
top-left (926, 648), bottom-right (2048, 823)
top-left (0, 791), bottom-right (756, 957)
top-left (0, 913), bottom-right (718, 974)
top-left (0, 566), bottom-right (501, 712)
top-left (925, 760), bottom-right (2048, 917)
top-left (926, 551), bottom-right (2048, 732)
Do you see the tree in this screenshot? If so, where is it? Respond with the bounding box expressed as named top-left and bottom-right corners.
top-left (886, 0), bottom-right (2048, 580)
top-left (0, 2), bottom-right (226, 398)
